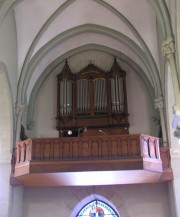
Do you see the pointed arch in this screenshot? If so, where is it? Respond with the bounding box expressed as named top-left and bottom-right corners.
top-left (16, 0), bottom-right (76, 104)
top-left (71, 194), bottom-right (120, 217)
top-left (16, 0), bottom-right (166, 105)
top-left (26, 44), bottom-right (156, 129)
top-left (21, 24), bottom-right (161, 105)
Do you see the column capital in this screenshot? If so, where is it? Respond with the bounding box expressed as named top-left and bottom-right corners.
top-left (15, 103), bottom-right (25, 116)
top-left (154, 97), bottom-right (164, 110)
top-left (162, 37), bottom-right (175, 57)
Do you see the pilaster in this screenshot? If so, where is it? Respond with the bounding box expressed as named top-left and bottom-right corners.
top-left (162, 37), bottom-right (180, 118)
top-left (154, 97), bottom-right (167, 146)
top-left (163, 37), bottom-right (180, 217)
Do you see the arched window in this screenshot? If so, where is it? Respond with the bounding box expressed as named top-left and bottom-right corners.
top-left (76, 199), bottom-right (119, 217)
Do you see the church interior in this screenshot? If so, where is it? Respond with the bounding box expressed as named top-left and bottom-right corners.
top-left (0, 0), bottom-right (180, 217)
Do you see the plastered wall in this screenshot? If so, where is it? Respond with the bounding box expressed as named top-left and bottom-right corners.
top-left (23, 183), bottom-right (171, 217)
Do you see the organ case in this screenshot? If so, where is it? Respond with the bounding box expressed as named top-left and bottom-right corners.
top-left (56, 58), bottom-right (129, 136)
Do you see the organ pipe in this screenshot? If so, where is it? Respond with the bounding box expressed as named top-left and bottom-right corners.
top-left (77, 79), bottom-right (89, 114)
top-left (56, 58), bottom-right (129, 135)
top-left (94, 79), bottom-right (107, 112)
top-left (60, 78), bottom-right (72, 115)
top-left (111, 75), bottom-right (124, 112)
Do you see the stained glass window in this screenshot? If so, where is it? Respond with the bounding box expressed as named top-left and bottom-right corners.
top-left (76, 200), bottom-right (119, 217)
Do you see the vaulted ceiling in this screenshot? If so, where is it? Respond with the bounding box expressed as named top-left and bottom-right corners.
top-left (1, 0), bottom-right (174, 112)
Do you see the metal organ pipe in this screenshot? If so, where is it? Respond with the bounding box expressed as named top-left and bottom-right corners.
top-left (111, 78), bottom-right (115, 112)
top-left (60, 78), bottom-right (72, 115)
top-left (119, 78), bottom-right (124, 111)
top-left (94, 79), bottom-right (107, 113)
top-left (111, 76), bottom-right (124, 112)
top-left (77, 79), bottom-right (89, 114)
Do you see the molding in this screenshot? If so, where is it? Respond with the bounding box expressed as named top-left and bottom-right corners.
top-left (157, 0), bottom-right (173, 38)
top-left (148, 0), bottom-right (166, 39)
top-left (16, 0), bottom-right (76, 104)
top-left (148, 0), bottom-right (173, 39)
top-left (26, 44), bottom-right (156, 129)
top-left (154, 97), bottom-right (164, 110)
top-left (0, 0), bottom-right (23, 25)
top-left (162, 37), bottom-right (175, 56)
top-left (20, 24), bottom-right (161, 105)
top-left (95, 0), bottom-right (161, 96)
top-left (0, 0), bottom-right (172, 108)
top-left (17, 0), bottom-right (162, 106)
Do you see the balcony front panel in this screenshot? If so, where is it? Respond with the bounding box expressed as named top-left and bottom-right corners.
top-left (11, 134), bottom-right (173, 186)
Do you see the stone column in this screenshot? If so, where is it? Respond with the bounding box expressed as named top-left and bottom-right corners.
top-left (9, 186), bottom-right (24, 217)
top-left (163, 37), bottom-right (180, 217)
top-left (154, 97), bottom-right (167, 147)
top-left (162, 37), bottom-right (180, 128)
top-left (15, 104), bottom-right (25, 143)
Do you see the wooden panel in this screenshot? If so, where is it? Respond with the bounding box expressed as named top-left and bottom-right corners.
top-left (56, 59), bottom-right (129, 136)
top-left (14, 135), bottom-right (163, 163)
top-left (11, 134), bottom-right (173, 186)
top-left (53, 141), bottom-right (61, 160)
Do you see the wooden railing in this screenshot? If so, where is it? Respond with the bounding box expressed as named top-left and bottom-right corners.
top-left (14, 134), bottom-right (162, 165)
top-left (10, 134), bottom-right (173, 186)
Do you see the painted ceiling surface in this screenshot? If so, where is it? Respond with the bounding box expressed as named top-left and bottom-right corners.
top-left (11, 0), bottom-right (172, 106)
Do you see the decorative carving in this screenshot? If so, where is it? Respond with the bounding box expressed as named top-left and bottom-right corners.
top-left (15, 104), bottom-right (25, 116)
top-left (162, 37), bottom-right (175, 56)
top-left (154, 97), bottom-right (164, 110)
top-left (56, 58), bottom-right (129, 136)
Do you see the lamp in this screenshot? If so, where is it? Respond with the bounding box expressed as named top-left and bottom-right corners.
top-left (99, 129), bottom-right (106, 136)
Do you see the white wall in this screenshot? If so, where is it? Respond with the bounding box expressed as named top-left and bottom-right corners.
top-left (0, 61), bottom-right (13, 217)
top-left (23, 184), bottom-right (171, 217)
top-left (126, 65), bottom-right (157, 136)
top-left (0, 11), bottom-right (18, 104)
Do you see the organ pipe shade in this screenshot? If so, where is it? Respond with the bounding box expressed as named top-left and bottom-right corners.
top-left (94, 78), bottom-right (107, 112)
top-left (77, 79), bottom-right (90, 114)
top-left (111, 75), bottom-right (124, 112)
top-left (60, 78), bottom-right (72, 115)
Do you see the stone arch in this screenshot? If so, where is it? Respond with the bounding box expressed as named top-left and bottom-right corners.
top-left (26, 44), bottom-right (156, 130)
top-left (21, 24), bottom-right (161, 105)
top-left (16, 0), bottom-right (163, 105)
top-left (70, 194), bottom-right (121, 217)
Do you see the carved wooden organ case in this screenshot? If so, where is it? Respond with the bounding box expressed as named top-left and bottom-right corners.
top-left (56, 58), bottom-right (129, 136)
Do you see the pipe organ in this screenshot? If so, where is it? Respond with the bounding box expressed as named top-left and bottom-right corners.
top-left (60, 78), bottom-right (72, 115)
top-left (77, 79), bottom-right (90, 115)
top-left (56, 58), bottom-right (129, 136)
